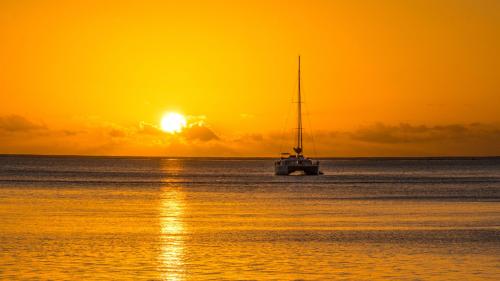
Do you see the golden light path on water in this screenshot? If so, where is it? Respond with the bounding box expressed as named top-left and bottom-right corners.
top-left (159, 159), bottom-right (186, 281)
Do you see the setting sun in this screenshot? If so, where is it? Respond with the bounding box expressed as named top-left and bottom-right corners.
top-left (160, 112), bottom-right (187, 133)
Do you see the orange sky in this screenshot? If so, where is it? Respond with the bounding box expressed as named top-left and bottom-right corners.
top-left (1, 0), bottom-right (499, 156)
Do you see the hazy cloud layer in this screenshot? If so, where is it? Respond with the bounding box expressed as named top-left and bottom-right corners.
top-left (0, 115), bottom-right (46, 132)
top-left (0, 115), bottom-right (498, 156)
top-left (350, 123), bottom-right (499, 144)
top-left (318, 123), bottom-right (500, 156)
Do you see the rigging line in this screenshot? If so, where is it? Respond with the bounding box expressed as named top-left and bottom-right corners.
top-left (302, 81), bottom-right (319, 158)
top-left (278, 80), bottom-right (295, 155)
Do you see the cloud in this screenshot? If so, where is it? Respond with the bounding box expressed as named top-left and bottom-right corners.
top-left (0, 115), bottom-right (46, 133)
top-left (0, 115), bottom-right (498, 156)
top-left (137, 122), bottom-right (163, 136)
top-left (311, 123), bottom-right (500, 156)
top-left (350, 123), bottom-right (500, 144)
top-left (108, 128), bottom-right (127, 138)
top-left (137, 120), bottom-right (219, 142)
top-left (186, 115), bottom-right (207, 127)
top-left (181, 125), bottom-right (219, 141)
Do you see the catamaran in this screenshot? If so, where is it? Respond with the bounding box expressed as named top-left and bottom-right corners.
top-left (275, 56), bottom-right (321, 175)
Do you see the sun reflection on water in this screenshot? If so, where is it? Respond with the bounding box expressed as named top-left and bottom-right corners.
top-left (159, 159), bottom-right (186, 281)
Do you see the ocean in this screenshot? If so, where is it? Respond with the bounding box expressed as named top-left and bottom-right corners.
top-left (0, 155), bottom-right (499, 280)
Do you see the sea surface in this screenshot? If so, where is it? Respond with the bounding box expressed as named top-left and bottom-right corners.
top-left (0, 155), bottom-right (499, 280)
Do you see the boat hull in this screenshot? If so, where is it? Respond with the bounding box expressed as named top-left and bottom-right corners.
top-left (274, 163), bottom-right (320, 175)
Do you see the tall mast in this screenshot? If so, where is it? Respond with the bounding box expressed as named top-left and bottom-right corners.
top-left (294, 56), bottom-right (303, 155)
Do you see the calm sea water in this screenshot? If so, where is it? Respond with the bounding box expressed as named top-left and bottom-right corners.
top-left (0, 155), bottom-right (499, 280)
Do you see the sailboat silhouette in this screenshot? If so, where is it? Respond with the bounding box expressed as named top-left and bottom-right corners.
top-left (274, 56), bottom-right (321, 175)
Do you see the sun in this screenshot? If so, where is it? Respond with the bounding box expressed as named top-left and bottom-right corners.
top-left (160, 112), bottom-right (187, 133)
